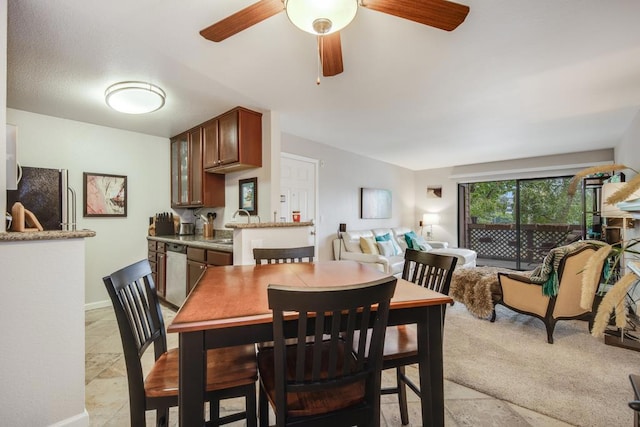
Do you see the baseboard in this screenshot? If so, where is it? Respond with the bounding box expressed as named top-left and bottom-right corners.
top-left (49, 409), bottom-right (89, 427)
top-left (85, 300), bottom-right (110, 311)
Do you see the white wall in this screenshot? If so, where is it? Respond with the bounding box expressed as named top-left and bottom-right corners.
top-left (6, 109), bottom-right (170, 306)
top-left (1, 0), bottom-right (6, 233)
top-left (282, 133), bottom-right (416, 261)
top-left (413, 166), bottom-right (459, 245)
top-left (616, 111), bottom-right (640, 170)
top-left (615, 110), bottom-right (640, 241)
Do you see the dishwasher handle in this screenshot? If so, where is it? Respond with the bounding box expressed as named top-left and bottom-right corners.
top-left (166, 243), bottom-right (187, 254)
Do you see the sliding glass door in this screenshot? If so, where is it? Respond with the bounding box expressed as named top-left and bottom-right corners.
top-left (459, 176), bottom-right (584, 270)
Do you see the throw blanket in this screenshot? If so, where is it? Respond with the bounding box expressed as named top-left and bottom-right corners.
top-left (450, 267), bottom-right (519, 318)
top-left (528, 240), bottom-right (595, 296)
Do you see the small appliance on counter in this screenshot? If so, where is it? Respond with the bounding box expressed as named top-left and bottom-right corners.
top-left (179, 222), bottom-right (195, 235)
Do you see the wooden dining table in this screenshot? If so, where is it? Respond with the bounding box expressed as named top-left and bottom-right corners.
top-left (167, 260), bottom-right (453, 427)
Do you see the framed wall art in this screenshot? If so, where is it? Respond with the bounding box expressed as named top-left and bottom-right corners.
top-left (239, 177), bottom-right (258, 214)
top-left (427, 186), bottom-right (442, 198)
top-left (83, 172), bottom-right (127, 217)
top-left (360, 187), bottom-right (392, 219)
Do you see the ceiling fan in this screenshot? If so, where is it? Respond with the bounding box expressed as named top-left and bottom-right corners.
top-left (200, 0), bottom-right (470, 78)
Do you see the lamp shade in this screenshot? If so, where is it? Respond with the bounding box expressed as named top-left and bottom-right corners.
top-left (105, 81), bottom-right (166, 114)
top-left (601, 182), bottom-right (640, 218)
top-left (285, 0), bottom-right (358, 35)
top-left (422, 213), bottom-right (440, 225)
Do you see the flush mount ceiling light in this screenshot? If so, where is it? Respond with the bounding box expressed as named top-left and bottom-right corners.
top-left (105, 81), bottom-right (166, 114)
top-left (285, 0), bottom-right (358, 35)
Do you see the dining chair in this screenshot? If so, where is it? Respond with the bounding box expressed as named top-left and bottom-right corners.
top-left (103, 259), bottom-right (258, 427)
top-left (257, 276), bottom-right (397, 427)
top-left (375, 249), bottom-right (457, 425)
top-left (253, 246), bottom-right (315, 264)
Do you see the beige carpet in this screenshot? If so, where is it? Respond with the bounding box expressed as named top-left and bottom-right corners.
top-left (443, 303), bottom-right (638, 427)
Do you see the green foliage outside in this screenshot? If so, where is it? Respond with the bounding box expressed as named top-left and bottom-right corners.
top-left (469, 178), bottom-right (584, 225)
top-left (469, 181), bottom-right (515, 224)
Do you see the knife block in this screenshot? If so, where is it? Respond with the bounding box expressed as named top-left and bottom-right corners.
top-left (155, 218), bottom-right (175, 236)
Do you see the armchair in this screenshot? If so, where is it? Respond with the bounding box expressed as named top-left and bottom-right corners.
top-left (496, 244), bottom-right (604, 343)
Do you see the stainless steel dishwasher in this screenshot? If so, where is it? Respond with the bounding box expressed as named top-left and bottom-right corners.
top-left (165, 243), bottom-right (187, 307)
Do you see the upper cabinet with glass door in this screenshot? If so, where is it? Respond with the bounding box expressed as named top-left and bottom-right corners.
top-left (170, 127), bottom-right (224, 209)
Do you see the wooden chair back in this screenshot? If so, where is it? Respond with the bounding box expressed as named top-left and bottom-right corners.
top-left (253, 246), bottom-right (315, 264)
top-left (103, 259), bottom-right (166, 423)
top-left (267, 276), bottom-right (397, 425)
top-left (402, 248), bottom-right (457, 295)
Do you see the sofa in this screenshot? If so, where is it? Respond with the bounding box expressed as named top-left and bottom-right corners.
top-left (332, 226), bottom-right (477, 275)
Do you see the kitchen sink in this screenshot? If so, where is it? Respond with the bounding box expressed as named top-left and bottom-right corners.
top-left (211, 238), bottom-right (233, 244)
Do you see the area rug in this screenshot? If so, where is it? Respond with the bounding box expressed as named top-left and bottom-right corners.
top-left (443, 303), bottom-right (639, 426)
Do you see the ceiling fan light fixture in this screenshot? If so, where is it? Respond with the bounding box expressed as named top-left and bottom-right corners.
top-left (285, 0), bottom-right (358, 35)
top-left (105, 81), bottom-right (166, 114)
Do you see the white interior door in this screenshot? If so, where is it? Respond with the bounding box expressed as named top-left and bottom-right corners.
top-left (280, 154), bottom-right (317, 246)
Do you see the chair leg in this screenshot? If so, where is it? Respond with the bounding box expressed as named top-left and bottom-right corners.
top-left (246, 383), bottom-right (257, 427)
top-left (156, 407), bottom-right (169, 427)
top-left (259, 384), bottom-right (270, 427)
top-left (397, 366), bottom-right (409, 425)
top-left (210, 398), bottom-right (220, 426)
top-left (545, 319), bottom-right (557, 344)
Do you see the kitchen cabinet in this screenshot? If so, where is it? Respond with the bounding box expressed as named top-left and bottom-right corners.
top-left (204, 107), bottom-right (262, 173)
top-left (186, 247), bottom-right (233, 294)
top-left (171, 127), bottom-right (225, 208)
top-left (147, 240), bottom-right (166, 297)
top-left (186, 247), bottom-right (207, 294)
top-left (187, 258), bottom-right (207, 294)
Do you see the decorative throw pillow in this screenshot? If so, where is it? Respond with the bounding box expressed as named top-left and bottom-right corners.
top-left (343, 238), bottom-right (363, 253)
top-left (396, 237), bottom-right (409, 252)
top-left (375, 233), bottom-right (392, 242)
top-left (375, 233), bottom-right (403, 255)
top-left (390, 238), bottom-right (403, 255)
top-left (404, 231), bottom-right (419, 249)
top-left (360, 236), bottom-right (380, 255)
top-left (410, 236), bottom-right (433, 252)
top-left (377, 240), bottom-right (395, 257)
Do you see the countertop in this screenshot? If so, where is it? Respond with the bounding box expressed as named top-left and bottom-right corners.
top-left (148, 234), bottom-right (233, 252)
top-left (224, 221), bottom-right (314, 229)
top-left (0, 229), bottom-right (96, 242)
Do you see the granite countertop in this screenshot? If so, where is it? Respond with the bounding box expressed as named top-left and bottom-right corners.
top-left (0, 229), bottom-right (96, 242)
top-left (224, 221), bottom-right (314, 229)
top-left (149, 234), bottom-right (233, 252)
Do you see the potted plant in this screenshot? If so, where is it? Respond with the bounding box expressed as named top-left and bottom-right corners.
top-left (568, 164), bottom-right (640, 340)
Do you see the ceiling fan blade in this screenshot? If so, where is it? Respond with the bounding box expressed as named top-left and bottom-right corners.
top-left (200, 0), bottom-right (284, 42)
top-left (319, 32), bottom-right (344, 77)
top-left (361, 0), bottom-right (469, 31)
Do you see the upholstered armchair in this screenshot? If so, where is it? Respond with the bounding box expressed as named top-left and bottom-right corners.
top-left (496, 244), bottom-right (604, 343)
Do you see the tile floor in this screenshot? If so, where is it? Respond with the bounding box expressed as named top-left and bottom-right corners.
top-left (86, 305), bottom-right (573, 426)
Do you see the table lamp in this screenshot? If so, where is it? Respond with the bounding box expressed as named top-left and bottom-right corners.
top-left (422, 213), bottom-right (439, 240)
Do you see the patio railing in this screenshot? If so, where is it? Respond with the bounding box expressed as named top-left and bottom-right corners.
top-left (467, 223), bottom-right (582, 264)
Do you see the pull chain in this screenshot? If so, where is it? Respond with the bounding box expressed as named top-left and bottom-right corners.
top-left (317, 36), bottom-right (322, 85)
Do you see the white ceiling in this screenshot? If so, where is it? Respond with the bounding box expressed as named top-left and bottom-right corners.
top-left (7, 0), bottom-right (640, 171)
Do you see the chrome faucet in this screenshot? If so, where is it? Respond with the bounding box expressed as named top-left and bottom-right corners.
top-left (233, 209), bottom-right (251, 223)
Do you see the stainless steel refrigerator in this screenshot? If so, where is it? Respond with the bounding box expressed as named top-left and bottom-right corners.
top-left (6, 166), bottom-right (70, 230)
